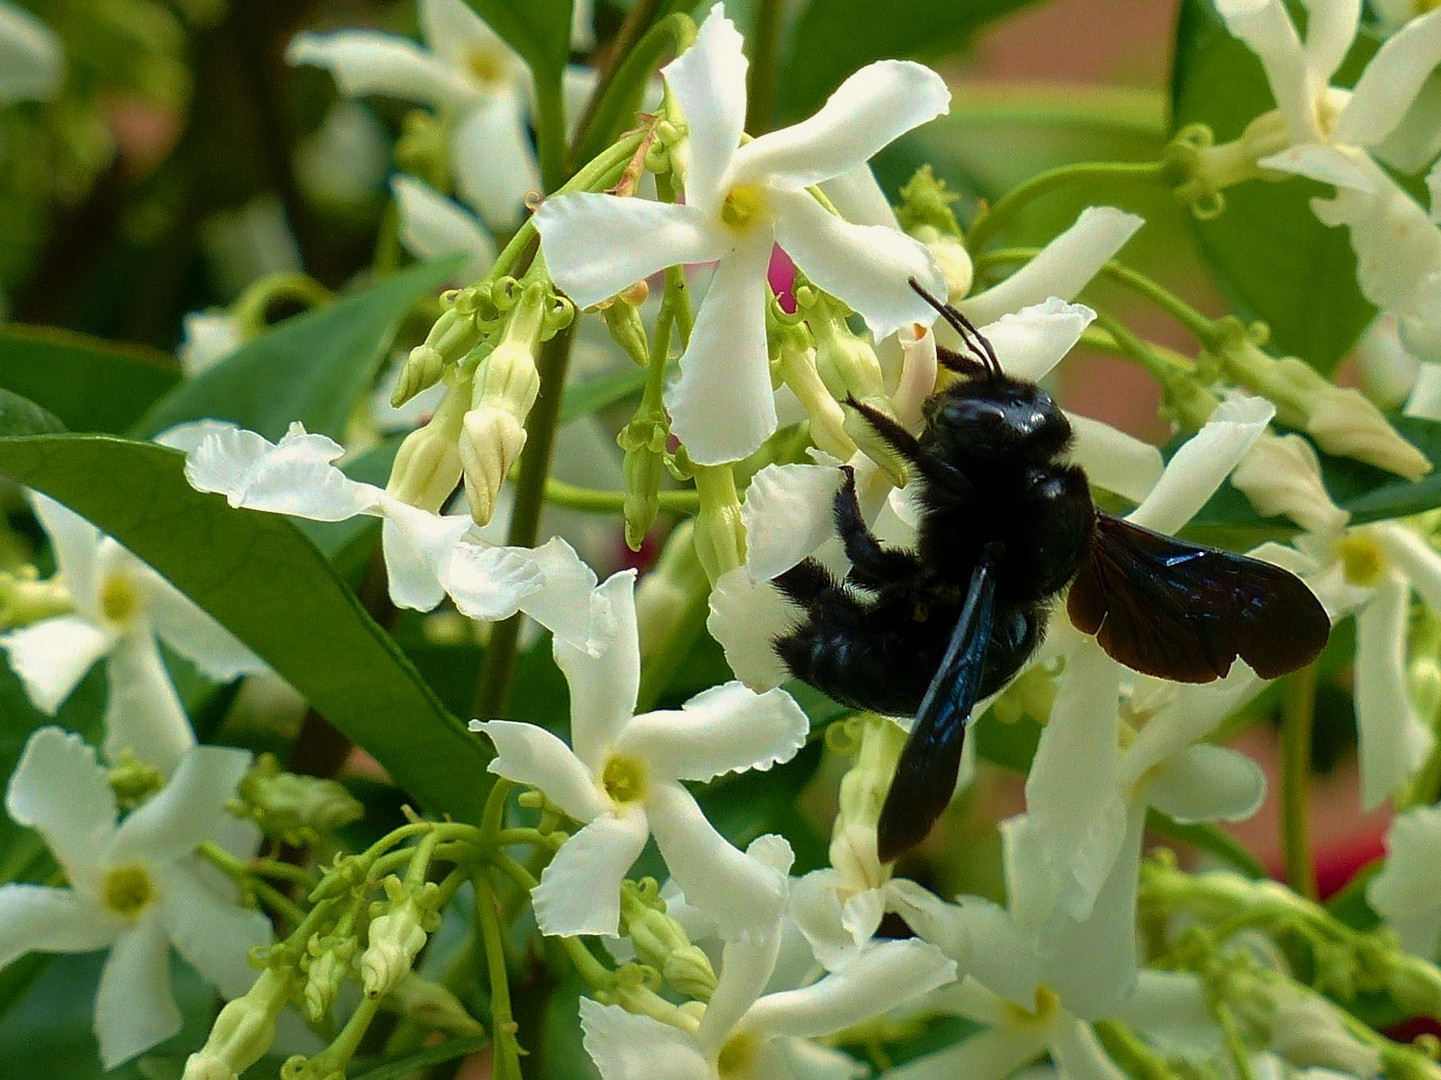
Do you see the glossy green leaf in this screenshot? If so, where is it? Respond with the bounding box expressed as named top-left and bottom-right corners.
top-left (777, 0), bottom-right (1047, 123)
top-left (0, 327), bottom-right (178, 434)
top-left (0, 434), bottom-right (492, 823)
top-left (560, 363), bottom-right (651, 424)
top-left (1171, 0), bottom-right (1377, 373)
top-left (468, 0), bottom-right (573, 77)
top-left (134, 258), bottom-right (462, 442)
top-left (0, 389), bottom-right (64, 437)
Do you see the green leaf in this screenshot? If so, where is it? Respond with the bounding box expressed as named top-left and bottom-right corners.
top-left (0, 389), bottom-right (64, 437)
top-left (1171, 0), bottom-right (1377, 373)
top-left (467, 0), bottom-right (572, 77)
top-left (560, 363), bottom-right (652, 424)
top-left (0, 434), bottom-right (493, 823)
top-left (134, 259), bottom-right (462, 442)
top-left (0, 326), bottom-right (178, 434)
top-left (777, 0), bottom-right (1047, 123)
top-left (352, 1036), bottom-right (490, 1080)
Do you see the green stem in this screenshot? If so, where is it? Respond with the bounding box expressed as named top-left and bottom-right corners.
top-left (533, 70), bottom-right (569, 192)
top-left (197, 842), bottom-right (308, 926)
top-left (489, 852), bottom-right (615, 990)
top-left (546, 478), bottom-right (699, 514)
top-left (473, 321), bottom-right (578, 718)
top-left (746, 0), bottom-right (784, 134)
top-left (966, 159), bottom-right (1173, 254)
top-left (474, 869), bottom-right (523, 1080)
top-left (1281, 663), bottom-right (1319, 903)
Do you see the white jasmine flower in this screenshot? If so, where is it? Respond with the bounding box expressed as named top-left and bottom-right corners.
top-left (473, 571), bottom-right (810, 939)
top-left (181, 421), bottom-right (616, 652)
top-left (534, 4), bottom-right (951, 465)
top-left (1357, 313), bottom-right (1423, 410)
top-left (177, 309), bottom-right (244, 377)
top-left (1367, 802), bottom-right (1441, 958)
top-left (287, 0), bottom-right (540, 229)
top-left (0, 0), bottom-right (62, 105)
top-left (0, 490), bottom-right (266, 774)
top-left (390, 174), bottom-right (497, 283)
top-left (294, 101), bottom-right (390, 210)
top-left (1215, 1), bottom-right (1441, 185)
top-left (582, 866), bottom-right (956, 1080)
top-left (0, 728), bottom-right (270, 1069)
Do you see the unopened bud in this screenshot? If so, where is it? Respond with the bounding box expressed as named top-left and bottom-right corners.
top-left (395, 111), bottom-right (447, 183)
top-left (636, 521), bottom-right (706, 661)
top-left (0, 566), bottom-right (72, 630)
top-left (807, 301), bottom-right (886, 404)
top-left (383, 973), bottom-right (485, 1035)
top-left (1358, 314), bottom-right (1422, 410)
top-left (775, 339), bottom-right (853, 461)
top-left (1388, 954), bottom-right (1441, 1020)
top-left (844, 399), bottom-right (909, 488)
top-left (620, 880), bottom-right (718, 1001)
top-left (236, 754), bottom-right (364, 847)
top-left (1231, 433), bottom-right (1350, 536)
top-left (691, 464), bottom-right (746, 582)
top-left (109, 752), bottom-right (166, 809)
top-left (386, 375), bottom-right (470, 512)
top-left (459, 406), bottom-right (526, 526)
top-left (183, 968), bottom-right (294, 1080)
top-left (618, 417), bottom-right (668, 550)
top-left (603, 295), bottom-right (651, 366)
top-left (361, 877), bottom-right (440, 998)
top-left (302, 935), bottom-right (356, 1022)
top-left (914, 225), bottom-right (973, 300)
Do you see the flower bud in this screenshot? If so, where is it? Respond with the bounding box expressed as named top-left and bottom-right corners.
top-left (383, 972), bottom-right (485, 1035)
top-left (385, 375), bottom-right (470, 512)
top-left (691, 465), bottom-right (746, 583)
top-left (108, 752), bottom-right (166, 809)
top-left (602, 293), bottom-right (651, 367)
top-left (183, 968), bottom-right (294, 1080)
top-left (1231, 433), bottom-right (1350, 537)
top-left (913, 225), bottom-right (973, 301)
top-left (618, 416), bottom-right (668, 551)
top-left (1358, 314), bottom-right (1421, 410)
top-left (774, 335), bottom-right (854, 461)
top-left (236, 754), bottom-right (364, 847)
top-left (458, 405), bottom-right (527, 527)
top-left (0, 566), bottom-right (72, 630)
top-left (361, 877), bottom-right (441, 998)
top-left (619, 881), bottom-right (717, 1002)
top-left (301, 935), bottom-right (356, 1023)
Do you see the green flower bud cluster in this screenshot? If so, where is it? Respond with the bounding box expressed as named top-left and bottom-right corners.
top-left (234, 753), bottom-right (364, 847)
top-left (0, 565), bottom-right (72, 630)
top-left (619, 878), bottom-right (718, 1001)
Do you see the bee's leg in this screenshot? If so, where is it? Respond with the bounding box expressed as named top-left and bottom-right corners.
top-left (844, 395), bottom-right (922, 464)
top-left (772, 557), bottom-right (842, 615)
top-left (832, 465), bottom-right (922, 590)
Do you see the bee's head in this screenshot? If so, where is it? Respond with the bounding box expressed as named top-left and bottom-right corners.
top-left (922, 378), bottom-right (1073, 465)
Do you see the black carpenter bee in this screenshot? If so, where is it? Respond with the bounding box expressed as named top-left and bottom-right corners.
top-left (773, 281), bottom-right (1330, 862)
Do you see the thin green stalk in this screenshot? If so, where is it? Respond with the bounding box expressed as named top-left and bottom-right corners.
top-left (1281, 663), bottom-right (1319, 902)
top-left (533, 71), bottom-right (569, 192)
top-left (966, 159), bottom-right (1172, 254)
top-left (197, 842), bottom-right (308, 926)
top-left (568, 0), bottom-right (681, 163)
top-left (746, 0), bottom-right (784, 133)
top-left (474, 869), bottom-right (523, 1080)
top-left (473, 321), bottom-right (578, 718)
top-left (546, 477), bottom-right (699, 514)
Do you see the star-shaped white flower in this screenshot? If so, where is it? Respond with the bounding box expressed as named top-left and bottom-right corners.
top-left (288, 0), bottom-right (543, 229)
top-left (581, 843), bottom-right (956, 1080)
top-left (473, 570), bottom-right (810, 939)
top-left (181, 421), bottom-right (617, 653)
top-left (0, 0), bottom-right (62, 105)
top-left (1367, 802), bottom-right (1441, 958)
top-left (534, 4), bottom-right (951, 465)
top-left (0, 489), bottom-right (267, 774)
top-left (390, 174), bottom-right (497, 283)
top-left (0, 728), bottom-right (270, 1069)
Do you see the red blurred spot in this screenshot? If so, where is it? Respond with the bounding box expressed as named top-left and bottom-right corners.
top-left (768, 246), bottom-right (797, 314)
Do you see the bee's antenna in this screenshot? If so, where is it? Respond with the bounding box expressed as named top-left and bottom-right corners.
top-left (906, 278), bottom-right (1003, 380)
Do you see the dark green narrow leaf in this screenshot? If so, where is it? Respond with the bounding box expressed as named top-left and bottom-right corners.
top-left (1171, 0), bottom-right (1378, 373)
top-left (467, 0), bottom-right (572, 77)
top-left (134, 258), bottom-right (463, 443)
top-left (0, 327), bottom-right (178, 434)
top-left (352, 1035), bottom-right (490, 1080)
top-left (0, 434), bottom-right (493, 823)
top-left (0, 389), bottom-right (64, 437)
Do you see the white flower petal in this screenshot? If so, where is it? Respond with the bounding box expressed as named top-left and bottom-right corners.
top-left (699, 929), bottom-right (784, 1052)
top-left (742, 463), bottom-right (845, 580)
top-left (734, 60), bottom-right (949, 191)
top-left (1120, 664), bottom-right (1267, 786)
top-left (1147, 744), bottom-right (1266, 823)
top-left (1368, 803), bottom-right (1441, 955)
top-left (286, 30), bottom-right (478, 110)
top-left (646, 781), bottom-right (786, 940)
top-left (112, 744), bottom-right (253, 864)
top-left (1404, 361), bottom-right (1441, 420)
top-left (662, 7), bottom-right (747, 210)
top-left (707, 567), bottom-right (796, 692)
top-left (580, 998), bottom-right (710, 1080)
top-left (0, 1), bottom-right (62, 104)
top-left (744, 938), bottom-right (955, 1039)
top-left (551, 569), bottom-right (639, 768)
top-left (142, 575), bottom-right (266, 682)
top-left (0, 885), bottom-right (118, 968)
top-left (1127, 394), bottom-right (1273, 534)
top-left (1048, 1015), bottom-right (1127, 1080)
top-left (617, 683), bottom-right (808, 781)
top-left (881, 1024), bottom-right (1049, 1080)
top-left (666, 235), bottom-right (777, 465)
top-left (819, 163), bottom-right (899, 229)
top-left (1256, 143), bottom-right (1379, 191)
top-left (1300, 0), bottom-right (1362, 86)
top-left (536, 193), bottom-right (727, 309)
top-left (30, 493), bottom-right (103, 608)
top-left (961, 207), bottom-right (1143, 327)
top-left (177, 312), bottom-right (243, 377)
top-left (1355, 572), bottom-right (1434, 809)
top-left (1333, 7), bottom-right (1441, 148)
top-left (1373, 521), bottom-right (1441, 613)
top-left (472, 719), bottom-right (609, 822)
top-left (452, 94), bottom-right (541, 232)
top-left (186, 423), bottom-right (381, 520)
top-left (157, 866), bottom-right (269, 997)
top-left (977, 299), bottom-right (1095, 383)
top-left (1113, 969), bottom-right (1223, 1059)
top-left (419, 0), bottom-right (518, 76)
top-left (520, 540), bottom-right (620, 656)
top-left (1068, 415), bottom-right (1164, 504)
top-left (1214, 0), bottom-right (1320, 142)
top-left (5, 727), bottom-right (115, 883)
top-left (391, 175), bottom-right (496, 280)
top-left (379, 502), bottom-right (475, 611)
top-left (0, 614), bottom-right (113, 714)
top-left (772, 188), bottom-right (944, 340)
top-left (442, 538), bottom-right (545, 621)
top-left (95, 918), bottom-right (182, 1069)
top-left (532, 809), bottom-right (650, 937)
top-left (791, 870), bottom-right (866, 970)
top-left (101, 631), bottom-right (196, 775)
top-left (772, 1039), bottom-right (867, 1080)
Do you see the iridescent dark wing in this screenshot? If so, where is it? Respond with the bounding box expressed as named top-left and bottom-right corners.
top-left (877, 553), bottom-right (998, 863)
top-left (1067, 512), bottom-right (1329, 683)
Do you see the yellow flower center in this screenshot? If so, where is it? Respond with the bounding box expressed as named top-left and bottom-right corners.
top-left (99, 573), bottom-right (141, 626)
top-left (467, 48), bottom-right (506, 87)
top-left (721, 184), bottom-right (767, 232)
top-left (103, 864), bottom-right (156, 919)
top-left (1334, 534), bottom-right (1387, 587)
top-left (716, 1032), bottom-right (761, 1077)
top-left (601, 755), bottom-right (646, 805)
top-left (1004, 984), bottom-right (1060, 1026)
